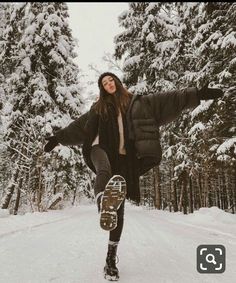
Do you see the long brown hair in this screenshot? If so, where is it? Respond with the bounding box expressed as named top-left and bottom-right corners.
top-left (93, 76), bottom-right (133, 119)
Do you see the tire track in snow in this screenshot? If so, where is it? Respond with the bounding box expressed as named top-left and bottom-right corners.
top-left (0, 206), bottom-right (96, 239)
top-left (0, 215), bottom-right (77, 239)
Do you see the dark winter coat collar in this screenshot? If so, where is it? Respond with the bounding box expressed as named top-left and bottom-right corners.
top-left (126, 94), bottom-right (140, 140)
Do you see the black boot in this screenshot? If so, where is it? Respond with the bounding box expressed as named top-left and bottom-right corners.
top-left (104, 242), bottom-right (119, 281)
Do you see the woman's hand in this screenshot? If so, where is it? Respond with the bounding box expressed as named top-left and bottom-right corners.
top-left (44, 136), bottom-right (59, 152)
top-left (197, 83), bottom-right (224, 100)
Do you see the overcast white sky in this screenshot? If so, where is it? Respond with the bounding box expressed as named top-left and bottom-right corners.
top-left (66, 3), bottom-right (129, 106)
top-left (67, 2), bottom-right (128, 97)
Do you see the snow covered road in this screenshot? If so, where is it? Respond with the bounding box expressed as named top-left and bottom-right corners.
top-left (0, 203), bottom-right (235, 283)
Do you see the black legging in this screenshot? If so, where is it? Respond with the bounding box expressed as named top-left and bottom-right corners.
top-left (90, 145), bottom-right (127, 242)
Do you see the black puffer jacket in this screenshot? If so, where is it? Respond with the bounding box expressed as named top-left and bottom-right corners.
top-left (127, 87), bottom-right (199, 160)
top-left (55, 87), bottom-right (200, 202)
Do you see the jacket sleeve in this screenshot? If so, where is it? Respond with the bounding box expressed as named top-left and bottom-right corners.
top-left (54, 111), bottom-right (89, 146)
top-left (148, 87), bottom-right (200, 126)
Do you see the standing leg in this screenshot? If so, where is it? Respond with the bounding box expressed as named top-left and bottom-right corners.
top-left (104, 240), bottom-right (120, 281)
top-left (109, 201), bottom-right (125, 242)
top-left (104, 155), bottom-right (127, 281)
top-left (104, 201), bottom-right (124, 280)
top-left (91, 148), bottom-right (127, 281)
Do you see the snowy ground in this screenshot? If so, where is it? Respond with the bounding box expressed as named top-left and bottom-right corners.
top-left (0, 203), bottom-right (235, 283)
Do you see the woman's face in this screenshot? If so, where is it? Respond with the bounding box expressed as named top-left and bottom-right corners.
top-left (102, 76), bottom-right (117, 94)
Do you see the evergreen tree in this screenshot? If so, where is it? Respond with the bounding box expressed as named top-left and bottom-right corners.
top-left (115, 3), bottom-right (184, 92)
top-left (1, 3), bottom-right (90, 213)
top-left (114, 2), bottom-right (235, 212)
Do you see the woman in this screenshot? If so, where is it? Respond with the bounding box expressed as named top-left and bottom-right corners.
top-left (44, 72), bottom-right (223, 281)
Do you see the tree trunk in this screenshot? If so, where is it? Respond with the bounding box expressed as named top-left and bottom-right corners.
top-left (172, 181), bottom-right (178, 212)
top-left (189, 175), bottom-right (193, 213)
top-left (168, 167), bottom-right (172, 212)
top-left (53, 173), bottom-right (58, 195)
top-left (222, 170), bottom-right (227, 210)
top-left (1, 168), bottom-right (19, 209)
top-left (205, 168), bottom-right (212, 208)
top-left (13, 175), bottom-right (24, 215)
top-left (226, 172), bottom-right (232, 212)
top-left (207, 171), bottom-right (213, 207)
top-left (178, 181), bottom-right (183, 212)
top-left (182, 171), bottom-right (188, 215)
top-left (153, 167), bottom-right (161, 209)
top-left (72, 188), bottom-right (76, 206)
top-left (198, 173), bottom-right (203, 208)
top-left (216, 174), bottom-right (221, 209)
top-left (48, 195), bottom-right (62, 210)
top-left (36, 155), bottom-right (43, 211)
top-left (203, 174), bottom-right (207, 207)
top-left (231, 169), bottom-right (236, 214)
top-left (13, 189), bottom-right (21, 215)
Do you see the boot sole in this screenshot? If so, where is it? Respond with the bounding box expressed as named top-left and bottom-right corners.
top-left (104, 265), bottom-right (119, 281)
top-left (104, 273), bottom-right (119, 281)
top-left (100, 175), bottom-right (126, 231)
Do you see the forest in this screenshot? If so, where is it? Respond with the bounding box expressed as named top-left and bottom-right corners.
top-left (0, 3), bottom-right (235, 215)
